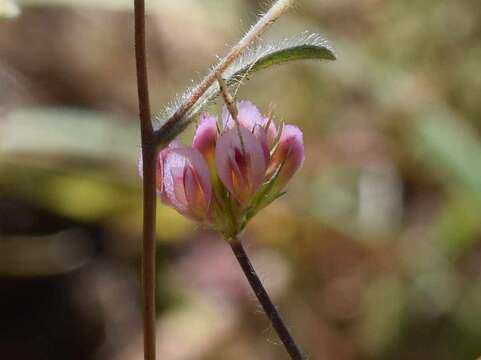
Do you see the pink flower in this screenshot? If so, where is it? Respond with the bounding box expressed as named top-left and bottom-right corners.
top-left (138, 99), bottom-right (304, 233)
top-left (267, 124), bottom-right (304, 190)
top-left (215, 127), bottom-right (267, 204)
top-left (161, 147), bottom-right (213, 221)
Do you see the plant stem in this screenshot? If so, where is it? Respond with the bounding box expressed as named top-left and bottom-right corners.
top-left (139, 150), bottom-right (157, 360)
top-left (230, 237), bottom-right (305, 360)
top-left (155, 0), bottom-right (295, 146)
top-left (134, 1), bottom-right (157, 360)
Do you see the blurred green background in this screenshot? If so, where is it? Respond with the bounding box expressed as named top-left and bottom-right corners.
top-left (1, 0), bottom-right (481, 359)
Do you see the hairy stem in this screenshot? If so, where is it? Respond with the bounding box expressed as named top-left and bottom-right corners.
top-left (134, 1), bottom-right (157, 360)
top-left (230, 237), bottom-right (305, 360)
top-left (155, 0), bottom-right (295, 145)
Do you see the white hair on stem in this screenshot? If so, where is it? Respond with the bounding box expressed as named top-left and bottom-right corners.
top-left (155, 31), bottom-right (335, 141)
top-left (154, 0), bottom-right (297, 144)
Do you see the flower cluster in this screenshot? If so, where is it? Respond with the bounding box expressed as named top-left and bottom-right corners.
top-left (144, 101), bottom-right (304, 238)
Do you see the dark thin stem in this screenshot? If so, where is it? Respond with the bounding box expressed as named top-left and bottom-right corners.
top-left (134, 1), bottom-right (157, 360)
top-left (134, 0), bottom-right (153, 138)
top-left (230, 238), bottom-right (305, 360)
top-left (139, 150), bottom-right (157, 360)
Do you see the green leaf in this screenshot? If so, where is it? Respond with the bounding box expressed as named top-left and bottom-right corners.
top-left (156, 32), bottom-right (336, 145)
top-left (232, 33), bottom-right (337, 76)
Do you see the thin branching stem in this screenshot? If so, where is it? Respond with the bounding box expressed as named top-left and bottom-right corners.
top-left (155, 0), bottom-right (295, 145)
top-left (230, 237), bottom-right (305, 360)
top-left (134, 1), bottom-right (157, 360)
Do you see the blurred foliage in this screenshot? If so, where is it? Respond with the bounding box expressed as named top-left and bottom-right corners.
top-left (0, 0), bottom-right (19, 18)
top-left (1, 0), bottom-right (481, 359)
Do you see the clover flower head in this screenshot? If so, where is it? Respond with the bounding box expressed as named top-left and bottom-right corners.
top-left (139, 100), bottom-right (304, 237)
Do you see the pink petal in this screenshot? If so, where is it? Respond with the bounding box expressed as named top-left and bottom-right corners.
top-left (222, 100), bottom-right (263, 131)
top-left (262, 116), bottom-right (278, 146)
top-left (170, 166), bottom-right (188, 212)
top-left (192, 112), bottom-right (218, 157)
top-left (268, 124), bottom-right (304, 188)
top-left (162, 147), bottom-right (212, 220)
top-left (215, 127), bottom-right (267, 203)
top-left (253, 124), bottom-right (270, 164)
top-left (183, 165), bottom-right (209, 220)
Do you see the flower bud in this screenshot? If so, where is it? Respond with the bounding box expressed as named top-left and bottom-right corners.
top-left (161, 147), bottom-right (212, 221)
top-left (192, 112), bottom-right (218, 166)
top-left (267, 124), bottom-right (304, 190)
top-left (215, 127), bottom-right (267, 204)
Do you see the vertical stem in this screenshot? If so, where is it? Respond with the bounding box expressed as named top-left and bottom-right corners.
top-left (134, 1), bottom-right (157, 360)
top-left (140, 149), bottom-right (157, 360)
top-left (230, 238), bottom-right (305, 360)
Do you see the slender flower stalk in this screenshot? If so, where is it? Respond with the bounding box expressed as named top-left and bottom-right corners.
top-left (134, 1), bottom-right (157, 360)
top-left (230, 238), bottom-right (305, 360)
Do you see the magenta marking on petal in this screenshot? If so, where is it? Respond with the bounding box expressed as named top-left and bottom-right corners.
top-left (215, 127), bottom-right (267, 202)
top-left (229, 148), bottom-right (243, 180)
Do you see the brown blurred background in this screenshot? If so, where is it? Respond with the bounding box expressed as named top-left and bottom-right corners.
top-left (1, 0), bottom-right (481, 359)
